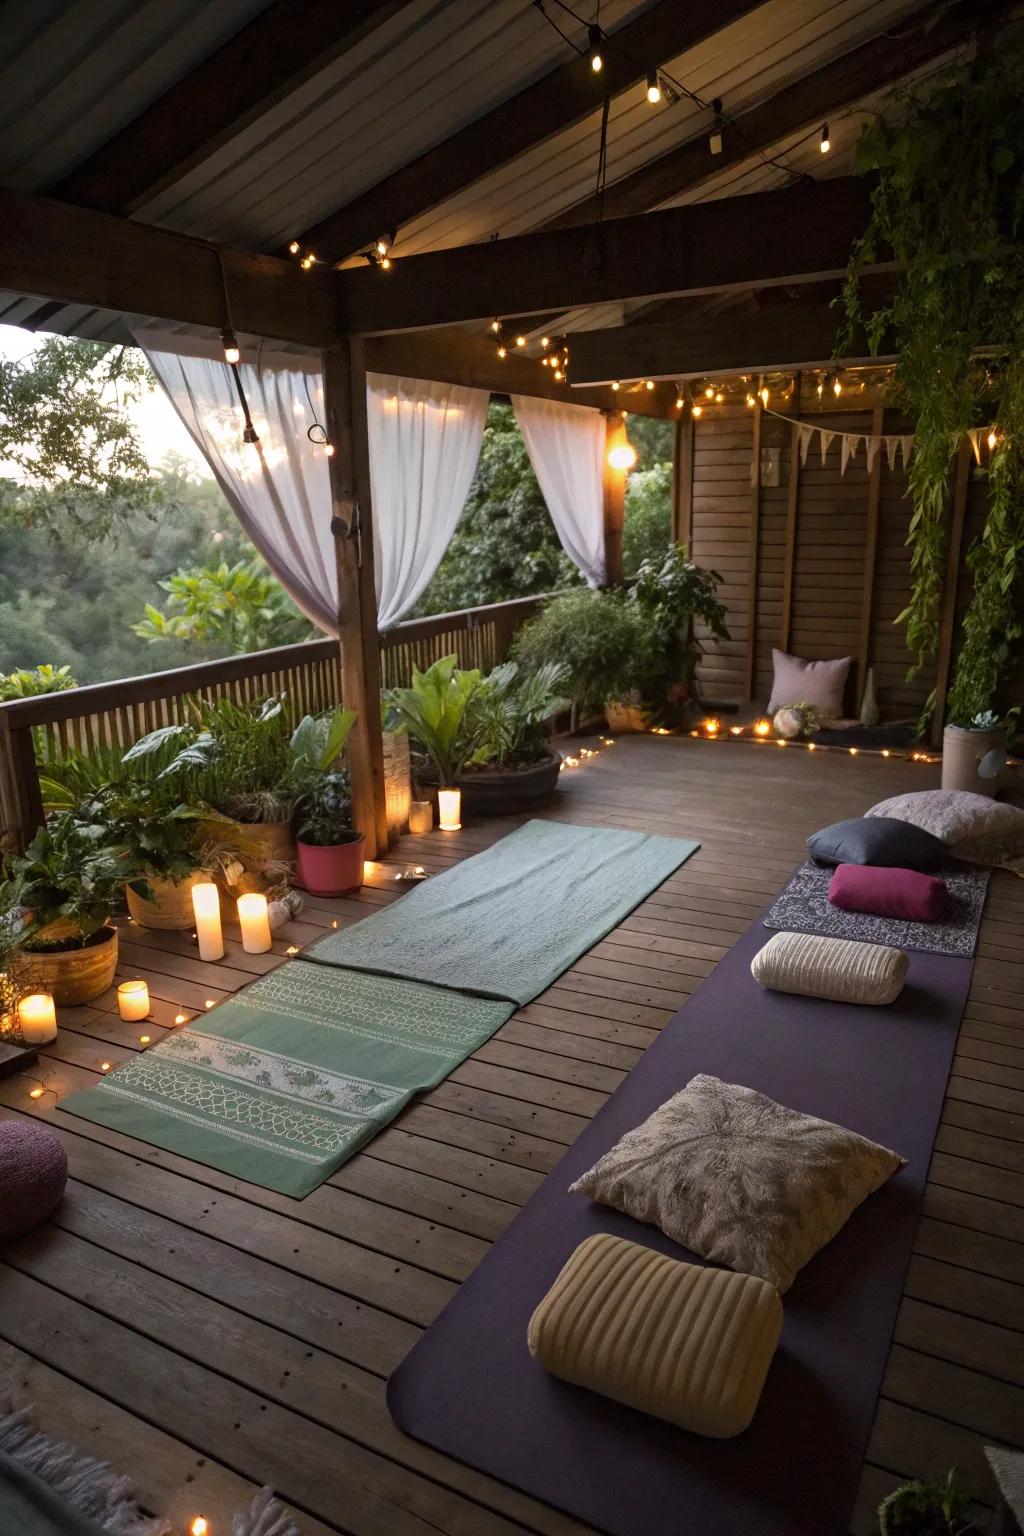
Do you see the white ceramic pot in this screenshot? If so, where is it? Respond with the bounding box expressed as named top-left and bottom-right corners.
top-left (941, 724), bottom-right (1006, 798)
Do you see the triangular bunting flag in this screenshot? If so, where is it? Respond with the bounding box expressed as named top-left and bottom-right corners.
top-left (967, 428), bottom-right (982, 465)
top-left (865, 436), bottom-right (881, 474)
top-left (841, 435), bottom-right (859, 476)
top-left (900, 434), bottom-right (914, 468)
top-left (885, 436), bottom-right (900, 472)
top-left (798, 423), bottom-right (815, 466)
top-left (819, 429), bottom-right (835, 466)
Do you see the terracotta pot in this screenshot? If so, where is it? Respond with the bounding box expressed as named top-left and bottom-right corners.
top-left (296, 834), bottom-right (365, 896)
top-left (604, 699), bottom-right (647, 733)
top-left (126, 872), bottom-right (207, 930)
top-left (941, 724), bottom-right (1007, 798)
top-left (25, 926), bottom-right (119, 1006)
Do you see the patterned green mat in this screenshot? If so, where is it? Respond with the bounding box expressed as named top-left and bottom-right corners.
top-left (63, 821), bottom-right (697, 1197)
top-left (62, 962), bottom-right (512, 1196)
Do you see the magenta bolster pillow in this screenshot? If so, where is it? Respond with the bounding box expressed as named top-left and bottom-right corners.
top-left (828, 863), bottom-right (949, 922)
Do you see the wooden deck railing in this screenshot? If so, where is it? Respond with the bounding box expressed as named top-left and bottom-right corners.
top-left (0, 592), bottom-right (550, 849)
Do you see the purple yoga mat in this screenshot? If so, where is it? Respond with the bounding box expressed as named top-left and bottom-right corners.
top-left (388, 914), bottom-right (974, 1536)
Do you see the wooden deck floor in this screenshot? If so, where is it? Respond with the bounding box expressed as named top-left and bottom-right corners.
top-left (2, 734), bottom-right (1022, 1536)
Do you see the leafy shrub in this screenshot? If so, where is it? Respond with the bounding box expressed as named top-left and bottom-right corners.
top-left (466, 661), bottom-right (568, 769)
top-left (134, 558), bottom-right (314, 654)
top-left (383, 656), bottom-right (483, 785)
top-left (0, 663), bottom-right (77, 701)
top-left (0, 813), bottom-right (142, 948)
top-left (511, 589), bottom-right (643, 723)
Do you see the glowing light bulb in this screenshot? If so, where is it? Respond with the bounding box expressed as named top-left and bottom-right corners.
top-left (589, 26), bottom-right (603, 72)
top-left (324, 442), bottom-right (335, 456)
top-left (646, 72), bottom-right (662, 105)
top-left (380, 255), bottom-right (392, 269)
top-left (703, 717), bottom-right (721, 736)
top-left (139, 1034), bottom-right (151, 1045)
top-left (174, 1012), bottom-right (187, 1025)
top-left (676, 396), bottom-right (684, 409)
top-left (849, 747), bottom-right (859, 756)
top-left (100, 1061), bottom-right (112, 1073)
top-left (754, 719), bottom-right (771, 737)
top-left (820, 123), bottom-right (830, 154)
top-left (515, 335), bottom-right (526, 347)
top-left (705, 385), bottom-right (714, 399)
top-left (288, 240), bottom-right (300, 255)
top-left (807, 742), bottom-right (816, 751)
top-left (190, 1519), bottom-right (209, 1536)
top-left (608, 441), bottom-right (637, 471)
top-left (759, 386), bottom-right (769, 407)
top-left (553, 368), bottom-right (563, 381)
top-left (646, 379), bottom-right (655, 392)
top-left (611, 380), bottom-right (620, 391)
top-left (746, 393), bottom-right (755, 408)
top-left (715, 391), bottom-right (724, 403)
top-left (205, 999), bottom-right (215, 1010)
top-left (221, 329), bottom-right (240, 366)
top-left (29, 1086), bottom-right (44, 1100)
top-left (300, 256), bottom-right (313, 270)
top-left (375, 234), bottom-right (391, 257)
top-left (497, 345), bottom-right (508, 358)
top-left (692, 403), bottom-right (702, 417)
top-left (491, 319), bottom-right (501, 333)
top-left (541, 336), bottom-right (551, 348)
top-left (988, 429), bottom-right (998, 450)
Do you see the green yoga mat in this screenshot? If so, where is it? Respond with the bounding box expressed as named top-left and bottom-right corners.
top-left (307, 819), bottom-right (699, 1003)
top-left (62, 961), bottom-right (513, 1197)
top-left (63, 820), bottom-right (697, 1196)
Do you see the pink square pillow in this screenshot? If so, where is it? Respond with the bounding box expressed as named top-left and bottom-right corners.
top-left (768, 649), bottom-right (851, 718)
top-left (828, 864), bottom-right (949, 923)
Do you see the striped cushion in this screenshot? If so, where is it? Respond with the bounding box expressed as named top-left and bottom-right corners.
top-left (751, 930), bottom-right (908, 1005)
top-left (527, 1232), bottom-right (782, 1438)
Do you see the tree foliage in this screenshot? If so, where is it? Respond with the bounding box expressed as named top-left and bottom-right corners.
top-left (840, 31), bottom-right (1024, 725)
top-left (134, 557), bottom-right (314, 653)
top-left (0, 338), bottom-right (157, 537)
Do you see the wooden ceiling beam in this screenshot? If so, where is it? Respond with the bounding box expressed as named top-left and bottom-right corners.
top-left (50, 0), bottom-right (416, 215)
top-left (286, 0), bottom-right (772, 264)
top-left (330, 176), bottom-right (882, 332)
top-left (565, 302), bottom-right (893, 386)
top-left (540, 0), bottom-right (998, 231)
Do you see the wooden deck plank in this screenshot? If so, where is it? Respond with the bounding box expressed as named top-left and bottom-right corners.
top-left (3, 735), bottom-right (1022, 1535)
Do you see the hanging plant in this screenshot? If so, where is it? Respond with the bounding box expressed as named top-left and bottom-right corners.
top-left (839, 26), bottom-right (1024, 729)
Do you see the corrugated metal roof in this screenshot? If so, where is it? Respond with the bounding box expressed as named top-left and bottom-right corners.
top-left (0, 0), bottom-right (960, 344)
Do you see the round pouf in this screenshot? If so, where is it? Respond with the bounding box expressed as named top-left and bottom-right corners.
top-left (0, 1121), bottom-right (68, 1241)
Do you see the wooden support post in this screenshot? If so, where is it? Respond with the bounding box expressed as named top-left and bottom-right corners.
top-left (931, 436), bottom-right (972, 748)
top-left (322, 340), bottom-right (388, 858)
top-left (780, 417), bottom-right (801, 653)
top-left (0, 712), bottom-right (45, 852)
top-left (671, 411), bottom-right (694, 549)
top-left (745, 404), bottom-right (763, 700)
top-left (602, 411), bottom-right (627, 585)
top-left (856, 404), bottom-right (885, 707)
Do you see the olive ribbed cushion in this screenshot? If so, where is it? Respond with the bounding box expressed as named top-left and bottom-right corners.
top-left (751, 930), bottom-right (908, 1005)
top-left (527, 1232), bottom-right (782, 1438)
top-left (0, 1121), bottom-right (68, 1241)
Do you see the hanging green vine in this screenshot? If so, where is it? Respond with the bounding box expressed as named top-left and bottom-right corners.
top-left (840, 26), bottom-right (1024, 729)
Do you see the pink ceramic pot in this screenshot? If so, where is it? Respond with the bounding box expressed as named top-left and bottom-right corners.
top-left (295, 834), bottom-right (365, 896)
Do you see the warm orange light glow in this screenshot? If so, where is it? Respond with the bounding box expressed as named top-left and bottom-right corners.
top-left (645, 379), bottom-right (655, 392)
top-left (759, 386), bottom-right (770, 407)
top-left (205, 999), bottom-right (215, 1010)
top-left (607, 441), bottom-right (637, 471)
top-left (100, 1061), bottom-right (112, 1073)
top-left (702, 717), bottom-right (721, 736)
top-left (139, 1034), bottom-right (151, 1045)
top-left (988, 429), bottom-right (998, 450)
top-left (807, 742), bottom-right (816, 751)
top-left (288, 240), bottom-right (300, 255)
top-left (881, 749), bottom-right (891, 758)
top-left (29, 1086), bottom-right (44, 1100)
top-left (754, 719), bottom-right (772, 737)
top-left (190, 1519), bottom-right (209, 1536)
top-left (286, 944), bottom-right (300, 956)
top-left (692, 403), bottom-right (703, 418)
top-left (849, 747), bottom-right (859, 756)
top-left (730, 726), bottom-right (742, 735)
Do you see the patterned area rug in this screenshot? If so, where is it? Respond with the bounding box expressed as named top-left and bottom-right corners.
top-left (61, 963), bottom-right (512, 1197)
top-left (764, 861), bottom-right (990, 957)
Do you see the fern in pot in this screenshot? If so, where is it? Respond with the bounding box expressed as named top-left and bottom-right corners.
top-left (0, 814), bottom-right (141, 1004)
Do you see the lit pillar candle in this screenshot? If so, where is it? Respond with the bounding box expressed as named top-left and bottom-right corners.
top-left (437, 787), bottom-right (461, 832)
top-left (408, 800), bottom-right (433, 835)
top-left (237, 892), bottom-right (272, 954)
top-left (191, 882), bottom-right (224, 962)
top-left (18, 993), bottom-right (57, 1044)
top-left (117, 980), bottom-right (150, 1022)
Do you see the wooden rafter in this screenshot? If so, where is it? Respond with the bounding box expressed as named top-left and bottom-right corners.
top-left (565, 301), bottom-right (891, 386)
top-left (285, 0), bottom-right (773, 265)
top-left (50, 1), bottom-right (416, 216)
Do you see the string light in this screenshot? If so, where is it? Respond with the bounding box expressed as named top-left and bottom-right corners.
top-left (139, 1034), bottom-right (151, 1045)
top-left (611, 380), bottom-right (620, 392)
top-left (754, 719), bottom-right (772, 737)
top-left (702, 717), bottom-right (721, 736)
top-left (515, 335), bottom-right (527, 348)
top-left (300, 255), bottom-right (314, 270)
top-left (676, 393), bottom-right (684, 410)
top-left (988, 428), bottom-right (999, 450)
top-left (288, 241), bottom-right (300, 255)
top-left (587, 24), bottom-right (603, 71)
top-left (704, 384), bottom-right (715, 399)
top-left (190, 1519), bottom-right (209, 1536)
top-left (498, 345), bottom-right (508, 359)
top-left (541, 335), bottom-right (551, 348)
top-left (375, 233), bottom-right (393, 258)
top-left (100, 1061), bottom-right (112, 1073)
top-left (607, 440), bottom-right (637, 471)
top-left (174, 1011), bottom-right (187, 1025)
top-left (692, 402), bottom-right (703, 418)
top-left (833, 375), bottom-right (843, 397)
top-left (759, 385), bottom-right (770, 407)
top-left (645, 379), bottom-right (655, 392)
top-left (714, 390), bottom-right (724, 403)
top-left (746, 392), bottom-right (755, 408)
top-left (709, 99), bottom-right (724, 155)
top-left (220, 329), bottom-right (240, 366)
top-left (820, 122), bottom-right (831, 154)
top-left (646, 72), bottom-right (662, 105)
top-left (490, 319), bottom-right (501, 333)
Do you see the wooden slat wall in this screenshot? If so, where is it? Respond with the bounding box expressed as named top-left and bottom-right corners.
top-left (687, 406), bottom-right (1005, 720)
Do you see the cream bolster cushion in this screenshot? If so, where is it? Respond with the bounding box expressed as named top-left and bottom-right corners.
top-left (751, 930), bottom-right (908, 1005)
top-left (527, 1232), bottom-right (782, 1439)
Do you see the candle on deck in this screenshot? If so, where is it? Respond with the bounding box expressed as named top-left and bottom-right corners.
top-left (18, 993), bottom-right (57, 1044)
top-left (408, 800), bottom-right (433, 836)
top-left (117, 980), bottom-right (150, 1022)
top-left (237, 892), bottom-right (272, 954)
top-left (437, 788), bottom-right (461, 832)
top-left (191, 882), bottom-right (224, 962)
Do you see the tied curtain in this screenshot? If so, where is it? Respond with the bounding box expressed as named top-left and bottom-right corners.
top-left (134, 331), bottom-right (488, 632)
top-left (511, 394), bottom-right (606, 587)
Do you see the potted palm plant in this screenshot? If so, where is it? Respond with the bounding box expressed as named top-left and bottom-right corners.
top-left (383, 656), bottom-right (483, 823)
top-left (458, 660), bottom-right (568, 813)
top-left (0, 813), bottom-right (140, 1004)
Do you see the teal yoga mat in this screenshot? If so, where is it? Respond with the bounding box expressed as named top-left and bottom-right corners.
top-left (64, 820), bottom-right (697, 1195)
top-left (307, 819), bottom-right (700, 1003)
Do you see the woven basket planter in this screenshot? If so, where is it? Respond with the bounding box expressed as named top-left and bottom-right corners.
top-left (126, 872), bottom-right (207, 931)
top-left (604, 699), bottom-right (648, 734)
top-left (24, 926), bottom-right (119, 1006)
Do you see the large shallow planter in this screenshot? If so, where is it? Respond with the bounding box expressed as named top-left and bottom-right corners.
top-left (126, 872), bottom-right (207, 931)
top-left (417, 746), bottom-right (562, 818)
top-left (942, 724), bottom-right (1006, 797)
top-left (25, 926), bottom-right (119, 1006)
top-left (296, 833), bottom-right (365, 896)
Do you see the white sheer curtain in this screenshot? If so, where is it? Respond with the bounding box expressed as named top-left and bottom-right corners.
top-left (134, 330), bottom-right (488, 633)
top-left (511, 394), bottom-right (606, 587)
top-left (366, 373), bottom-right (487, 629)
